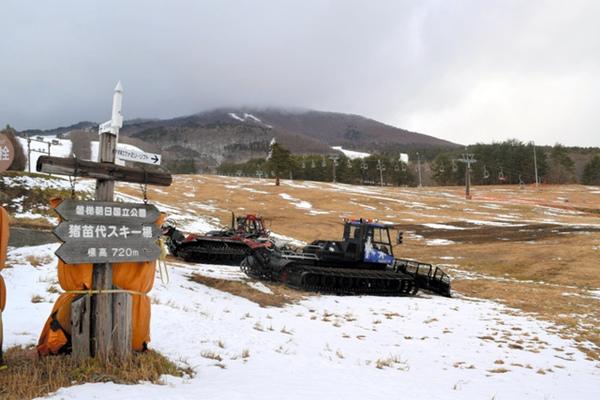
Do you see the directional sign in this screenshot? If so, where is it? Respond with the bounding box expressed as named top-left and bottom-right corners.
top-left (52, 200), bottom-right (162, 264)
top-left (56, 241), bottom-right (161, 264)
top-left (53, 221), bottom-right (160, 242)
top-left (55, 200), bottom-right (160, 223)
top-left (115, 148), bottom-right (161, 166)
top-left (0, 133), bottom-right (15, 173)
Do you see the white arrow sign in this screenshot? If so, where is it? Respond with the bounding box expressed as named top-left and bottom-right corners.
top-left (116, 148), bottom-right (162, 165)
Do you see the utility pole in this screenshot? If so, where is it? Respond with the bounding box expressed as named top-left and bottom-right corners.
top-left (26, 136), bottom-right (53, 173)
top-left (376, 159), bottom-right (386, 187)
top-left (329, 155), bottom-right (339, 183)
top-left (27, 135), bottom-right (31, 172)
top-left (532, 141), bottom-right (539, 189)
top-left (416, 152), bottom-right (422, 187)
top-left (457, 149), bottom-right (477, 200)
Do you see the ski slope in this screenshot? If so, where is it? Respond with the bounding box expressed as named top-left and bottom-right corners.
top-left (2, 175), bottom-right (600, 399)
top-left (1, 243), bottom-right (597, 399)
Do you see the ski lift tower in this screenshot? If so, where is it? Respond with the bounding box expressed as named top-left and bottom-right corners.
top-left (376, 159), bottom-right (386, 187)
top-left (457, 148), bottom-right (477, 200)
top-left (329, 155), bottom-right (339, 183)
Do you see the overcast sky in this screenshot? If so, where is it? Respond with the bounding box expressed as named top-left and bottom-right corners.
top-left (1, 0), bottom-right (599, 146)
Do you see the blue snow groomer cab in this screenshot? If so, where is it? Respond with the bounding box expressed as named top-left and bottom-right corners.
top-left (296, 218), bottom-right (451, 296)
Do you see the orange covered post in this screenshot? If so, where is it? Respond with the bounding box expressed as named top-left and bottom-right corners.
top-left (0, 206), bottom-right (10, 368)
top-left (37, 200), bottom-right (163, 356)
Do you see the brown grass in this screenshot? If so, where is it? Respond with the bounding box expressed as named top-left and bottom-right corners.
top-left (25, 255), bottom-right (53, 268)
top-left (454, 278), bottom-right (600, 360)
top-left (189, 274), bottom-right (305, 307)
top-left (118, 177), bottom-right (600, 359)
top-left (200, 351), bottom-right (222, 362)
top-left (30, 295), bottom-right (44, 304)
top-left (488, 368), bottom-right (510, 373)
top-left (374, 355), bottom-right (408, 370)
top-left (0, 346), bottom-right (190, 400)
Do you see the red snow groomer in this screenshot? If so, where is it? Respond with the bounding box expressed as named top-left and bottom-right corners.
top-left (162, 213), bottom-right (272, 265)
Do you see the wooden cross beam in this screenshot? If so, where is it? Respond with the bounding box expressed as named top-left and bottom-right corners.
top-left (37, 155), bottom-right (172, 187)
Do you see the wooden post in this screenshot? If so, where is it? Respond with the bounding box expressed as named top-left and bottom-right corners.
top-left (91, 130), bottom-right (118, 359)
top-left (70, 295), bottom-right (91, 359)
top-left (45, 83), bottom-right (170, 361)
top-left (112, 293), bottom-right (132, 357)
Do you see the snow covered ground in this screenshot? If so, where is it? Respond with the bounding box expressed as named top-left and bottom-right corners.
top-left (17, 136), bottom-right (72, 172)
top-left (2, 244), bottom-right (599, 399)
top-left (16, 134), bottom-right (148, 170)
top-left (331, 146), bottom-right (370, 159)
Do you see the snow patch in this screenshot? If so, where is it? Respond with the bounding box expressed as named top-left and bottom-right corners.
top-left (423, 223), bottom-right (465, 230)
top-left (426, 239), bottom-right (456, 246)
top-left (331, 146), bottom-right (370, 159)
top-left (279, 193), bottom-right (312, 210)
top-left (246, 281), bottom-right (273, 294)
top-left (3, 244), bottom-right (600, 400)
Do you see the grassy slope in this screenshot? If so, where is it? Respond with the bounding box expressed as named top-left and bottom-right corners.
top-left (116, 175), bottom-right (600, 359)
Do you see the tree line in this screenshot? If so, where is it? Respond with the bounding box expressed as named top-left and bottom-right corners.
top-left (218, 142), bottom-right (417, 186)
top-left (218, 139), bottom-right (600, 186)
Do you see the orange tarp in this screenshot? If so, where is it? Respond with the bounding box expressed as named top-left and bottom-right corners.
top-left (1, 206), bottom-right (9, 311)
top-left (37, 198), bottom-right (161, 355)
top-left (1, 206), bottom-right (9, 365)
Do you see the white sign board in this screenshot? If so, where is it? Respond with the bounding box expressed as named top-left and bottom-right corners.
top-left (116, 148), bottom-right (162, 165)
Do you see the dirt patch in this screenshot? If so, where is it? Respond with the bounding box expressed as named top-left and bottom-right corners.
top-left (398, 222), bottom-right (600, 245)
top-left (8, 227), bottom-right (57, 247)
top-left (189, 273), bottom-right (307, 307)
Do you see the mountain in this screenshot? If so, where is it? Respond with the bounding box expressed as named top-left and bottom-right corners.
top-left (119, 108), bottom-right (459, 171)
top-left (17, 108), bottom-right (460, 172)
top-left (21, 121), bottom-right (97, 137)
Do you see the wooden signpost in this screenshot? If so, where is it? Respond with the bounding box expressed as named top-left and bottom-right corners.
top-left (38, 82), bottom-right (171, 360)
top-left (0, 133), bottom-right (15, 173)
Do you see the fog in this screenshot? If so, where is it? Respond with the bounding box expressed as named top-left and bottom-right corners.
top-left (1, 0), bottom-right (599, 146)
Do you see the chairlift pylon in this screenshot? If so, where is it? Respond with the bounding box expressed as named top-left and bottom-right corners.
top-left (498, 167), bottom-right (506, 182)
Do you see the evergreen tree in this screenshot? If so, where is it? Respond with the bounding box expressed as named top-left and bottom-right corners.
top-left (266, 139), bottom-right (292, 185)
top-left (432, 153), bottom-right (462, 185)
top-left (548, 144), bottom-right (576, 184)
top-left (582, 155), bottom-right (600, 185)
